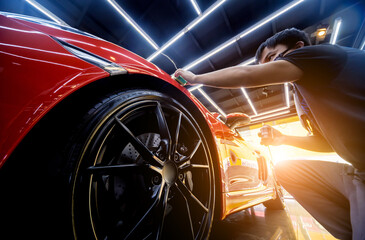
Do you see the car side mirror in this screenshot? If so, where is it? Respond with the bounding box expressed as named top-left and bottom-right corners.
top-left (226, 112), bottom-right (251, 129)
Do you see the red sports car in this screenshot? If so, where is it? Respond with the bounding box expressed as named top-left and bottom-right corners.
top-left (0, 12), bottom-right (283, 239)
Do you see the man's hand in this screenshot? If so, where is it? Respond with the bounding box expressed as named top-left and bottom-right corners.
top-left (258, 125), bottom-right (285, 146)
top-left (174, 69), bottom-right (198, 85)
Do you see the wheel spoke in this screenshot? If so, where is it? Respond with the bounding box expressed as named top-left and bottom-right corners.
top-left (175, 185), bottom-right (195, 239)
top-left (173, 112), bottom-right (182, 153)
top-left (176, 180), bottom-right (208, 213)
top-left (155, 103), bottom-right (171, 151)
top-left (87, 163), bottom-right (162, 175)
top-left (178, 140), bottom-right (202, 166)
top-left (156, 185), bottom-right (171, 240)
top-left (125, 181), bottom-right (166, 240)
top-left (87, 163), bottom-right (140, 175)
top-left (191, 164), bottom-right (209, 169)
top-left (179, 164), bottom-right (209, 172)
top-left (114, 117), bottom-right (163, 167)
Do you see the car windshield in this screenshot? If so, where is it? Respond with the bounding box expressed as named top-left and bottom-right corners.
top-left (0, 11), bottom-right (101, 40)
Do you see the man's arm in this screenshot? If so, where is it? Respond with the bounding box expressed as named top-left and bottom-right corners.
top-left (175, 60), bottom-right (303, 88)
top-left (259, 125), bottom-right (334, 152)
top-left (281, 135), bottom-right (334, 152)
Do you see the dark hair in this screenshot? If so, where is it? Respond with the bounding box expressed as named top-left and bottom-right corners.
top-left (255, 28), bottom-right (311, 63)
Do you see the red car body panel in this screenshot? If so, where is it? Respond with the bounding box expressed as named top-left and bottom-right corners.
top-left (18, 17), bottom-right (176, 80)
top-left (0, 13), bottom-right (276, 220)
top-left (0, 15), bottom-right (109, 166)
top-left (0, 14), bottom-right (190, 166)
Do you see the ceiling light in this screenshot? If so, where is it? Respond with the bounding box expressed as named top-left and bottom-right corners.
top-left (25, 0), bottom-right (66, 25)
top-left (284, 83), bottom-right (290, 107)
top-left (190, 0), bottom-right (202, 15)
top-left (147, 0), bottom-right (226, 61)
top-left (238, 0), bottom-right (304, 40)
top-left (330, 17), bottom-right (342, 45)
top-left (317, 28), bottom-right (327, 37)
top-left (239, 57), bottom-right (256, 66)
top-left (107, 0), bottom-right (159, 50)
top-left (238, 57), bottom-right (257, 116)
top-left (187, 0), bottom-right (226, 30)
top-left (198, 88), bottom-right (227, 117)
top-left (253, 106), bottom-right (290, 117)
top-left (360, 38), bottom-right (365, 50)
top-left (184, 39), bottom-right (236, 70)
top-left (183, 0), bottom-right (304, 70)
top-left (313, 25), bottom-right (329, 43)
top-left (188, 84), bottom-right (203, 92)
top-left (241, 88), bottom-right (258, 115)
top-left (250, 110), bottom-right (291, 122)
top-left (148, 32), bottom-right (185, 61)
top-left (315, 27), bottom-right (328, 42)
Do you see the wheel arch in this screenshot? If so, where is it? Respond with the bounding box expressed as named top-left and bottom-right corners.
top-left (4, 73), bottom-right (223, 219)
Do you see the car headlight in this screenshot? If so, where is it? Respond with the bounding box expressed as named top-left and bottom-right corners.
top-left (53, 37), bottom-right (127, 76)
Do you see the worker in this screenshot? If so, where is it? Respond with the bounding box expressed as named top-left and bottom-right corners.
top-left (174, 28), bottom-right (365, 240)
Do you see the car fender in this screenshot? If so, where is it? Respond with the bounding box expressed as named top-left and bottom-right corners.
top-left (0, 15), bottom-right (223, 176)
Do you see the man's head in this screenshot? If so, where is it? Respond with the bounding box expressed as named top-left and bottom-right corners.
top-left (255, 28), bottom-right (311, 64)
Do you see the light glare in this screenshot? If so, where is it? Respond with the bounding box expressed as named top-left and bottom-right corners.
top-left (241, 88), bottom-right (258, 115)
top-left (25, 0), bottom-right (66, 25)
top-left (250, 110), bottom-right (291, 122)
top-left (198, 88), bottom-right (227, 117)
top-left (361, 39), bottom-right (365, 50)
top-left (147, 0), bottom-right (226, 61)
top-left (190, 0), bottom-right (202, 15)
top-left (330, 18), bottom-right (342, 45)
top-left (107, 0), bottom-right (159, 50)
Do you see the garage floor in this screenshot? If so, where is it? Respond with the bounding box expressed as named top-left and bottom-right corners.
top-left (210, 197), bottom-right (337, 240)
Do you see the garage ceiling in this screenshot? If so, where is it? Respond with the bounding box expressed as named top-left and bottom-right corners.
top-left (1, 0), bottom-right (365, 123)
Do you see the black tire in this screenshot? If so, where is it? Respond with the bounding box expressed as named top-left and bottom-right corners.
top-left (263, 186), bottom-right (285, 210)
top-left (68, 90), bottom-right (216, 239)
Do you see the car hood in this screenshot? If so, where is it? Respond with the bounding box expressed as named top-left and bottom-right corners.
top-left (6, 13), bottom-right (171, 80)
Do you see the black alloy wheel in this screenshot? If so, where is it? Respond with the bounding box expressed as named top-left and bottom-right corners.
top-left (71, 90), bottom-right (216, 240)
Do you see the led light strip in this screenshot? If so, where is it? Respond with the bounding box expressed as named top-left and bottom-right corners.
top-left (25, 0), bottom-right (68, 25)
top-left (250, 110), bottom-right (291, 122)
top-left (239, 57), bottom-right (256, 66)
top-left (241, 88), bottom-right (258, 115)
top-left (284, 83), bottom-right (290, 107)
top-left (239, 58), bottom-right (258, 115)
top-left (190, 0), bottom-right (202, 15)
top-left (361, 38), bottom-right (365, 50)
top-left (238, 57), bottom-right (258, 115)
top-left (198, 88), bottom-right (227, 117)
top-left (252, 106), bottom-right (290, 117)
top-left (187, 57), bottom-right (260, 116)
top-left (184, 38), bottom-right (236, 70)
top-left (330, 17), bottom-right (342, 45)
top-left (237, 0), bottom-right (304, 40)
top-left (147, 0), bottom-right (227, 61)
top-left (107, 0), bottom-right (159, 50)
top-left (188, 84), bottom-right (203, 92)
top-left (183, 0), bottom-right (304, 71)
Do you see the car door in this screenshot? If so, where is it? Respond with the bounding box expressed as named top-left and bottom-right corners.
top-left (221, 125), bottom-right (275, 214)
